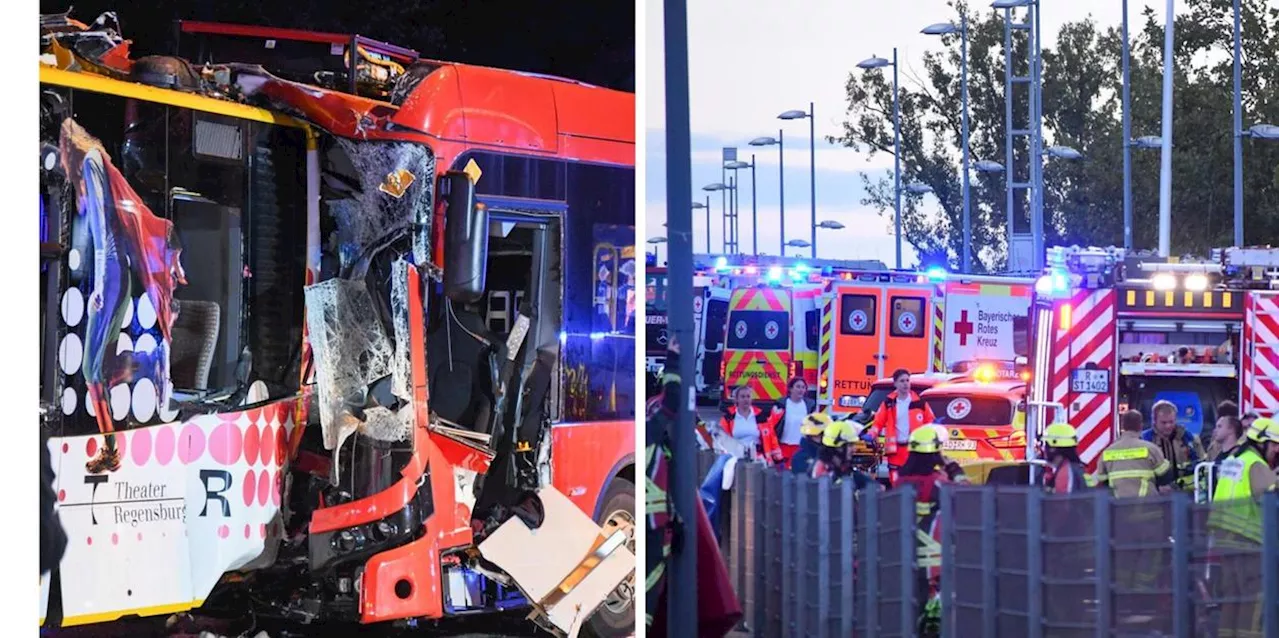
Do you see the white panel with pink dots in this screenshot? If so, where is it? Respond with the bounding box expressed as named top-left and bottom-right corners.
top-left (48, 398), bottom-right (296, 624)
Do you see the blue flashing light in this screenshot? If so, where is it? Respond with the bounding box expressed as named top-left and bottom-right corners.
top-left (559, 331), bottom-right (568, 344)
top-left (1035, 268), bottom-right (1071, 296)
top-left (925, 266), bottom-right (948, 282)
top-left (767, 266), bottom-right (783, 282)
top-left (714, 256), bottom-right (729, 272)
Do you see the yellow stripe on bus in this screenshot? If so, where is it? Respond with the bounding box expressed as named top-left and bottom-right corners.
top-left (62, 599), bottom-right (206, 627)
top-left (40, 66), bottom-right (307, 129)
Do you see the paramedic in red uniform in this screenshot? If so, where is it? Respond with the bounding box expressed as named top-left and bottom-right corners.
top-left (767, 377), bottom-right (816, 468)
top-left (719, 385), bottom-right (782, 465)
top-left (863, 369), bottom-right (936, 484)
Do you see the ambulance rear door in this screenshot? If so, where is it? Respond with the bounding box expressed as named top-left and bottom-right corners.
top-left (828, 282), bottom-right (886, 414)
top-left (881, 283), bottom-right (935, 379)
top-left (698, 286), bottom-right (731, 397)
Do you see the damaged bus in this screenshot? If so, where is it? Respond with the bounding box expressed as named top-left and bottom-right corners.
top-left (40, 13), bottom-right (635, 637)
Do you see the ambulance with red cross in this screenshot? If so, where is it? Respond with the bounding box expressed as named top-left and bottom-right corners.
top-left (1024, 246), bottom-right (1279, 470)
top-left (720, 281), bottom-right (823, 405)
top-left (817, 270), bottom-right (1034, 415)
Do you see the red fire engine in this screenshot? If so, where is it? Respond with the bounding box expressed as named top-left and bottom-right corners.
top-left (1024, 245), bottom-right (1278, 469)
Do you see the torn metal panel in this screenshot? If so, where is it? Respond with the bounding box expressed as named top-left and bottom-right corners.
top-left (302, 279), bottom-right (395, 452)
top-left (225, 64), bottom-right (397, 140)
top-left (478, 488), bottom-right (635, 637)
top-left (40, 11), bottom-right (132, 75)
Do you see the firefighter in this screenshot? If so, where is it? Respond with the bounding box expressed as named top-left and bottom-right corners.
top-left (789, 411), bottom-right (829, 477)
top-left (718, 385), bottom-right (782, 465)
top-left (813, 415), bottom-right (876, 489)
top-left (1095, 410), bottom-right (1173, 498)
top-left (1142, 400), bottom-right (1205, 491)
top-left (1040, 422), bottom-right (1094, 493)
top-left (767, 377), bottom-right (816, 467)
top-left (895, 425), bottom-right (967, 637)
top-left (862, 369), bottom-right (936, 484)
top-left (1209, 417), bottom-right (1279, 638)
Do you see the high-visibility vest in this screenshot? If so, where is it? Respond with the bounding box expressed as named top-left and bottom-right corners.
top-left (1208, 447), bottom-right (1266, 545)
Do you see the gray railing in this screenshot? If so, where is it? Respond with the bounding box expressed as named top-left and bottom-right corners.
top-left (699, 450), bottom-right (1280, 638)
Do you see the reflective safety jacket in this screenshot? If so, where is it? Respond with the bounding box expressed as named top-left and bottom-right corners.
top-left (1208, 445), bottom-right (1276, 546)
top-left (866, 390), bottom-right (935, 457)
top-left (1093, 431), bottom-right (1171, 498)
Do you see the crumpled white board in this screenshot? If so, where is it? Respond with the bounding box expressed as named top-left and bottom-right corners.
top-left (478, 488), bottom-right (634, 636)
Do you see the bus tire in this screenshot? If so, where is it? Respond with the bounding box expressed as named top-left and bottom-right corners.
top-left (584, 476), bottom-right (635, 638)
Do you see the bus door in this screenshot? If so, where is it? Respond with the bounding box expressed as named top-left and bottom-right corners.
top-left (882, 285), bottom-right (934, 378)
top-left (723, 286), bottom-right (792, 403)
top-left (828, 282), bottom-right (885, 414)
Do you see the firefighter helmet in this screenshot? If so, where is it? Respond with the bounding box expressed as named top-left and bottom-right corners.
top-left (909, 425), bottom-right (942, 454)
top-left (802, 412), bottom-right (832, 437)
top-left (1042, 422), bottom-right (1078, 449)
top-left (1245, 417), bottom-right (1279, 445)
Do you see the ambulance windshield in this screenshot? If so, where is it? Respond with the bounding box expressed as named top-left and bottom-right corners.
top-left (927, 396), bottom-right (1016, 426)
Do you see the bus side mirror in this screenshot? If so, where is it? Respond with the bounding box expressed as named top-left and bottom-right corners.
top-left (441, 171), bottom-right (487, 304)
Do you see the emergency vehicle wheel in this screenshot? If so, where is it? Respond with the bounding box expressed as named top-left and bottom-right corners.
top-left (584, 477), bottom-right (635, 637)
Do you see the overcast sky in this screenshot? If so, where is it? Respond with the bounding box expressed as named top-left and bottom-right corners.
top-left (643, 0), bottom-right (1208, 266)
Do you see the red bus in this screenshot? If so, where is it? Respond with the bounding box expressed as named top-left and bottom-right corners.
top-left (40, 15), bottom-right (635, 636)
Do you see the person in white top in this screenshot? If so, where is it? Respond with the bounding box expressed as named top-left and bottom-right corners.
top-left (769, 377), bottom-right (816, 468)
top-left (718, 385), bottom-right (782, 462)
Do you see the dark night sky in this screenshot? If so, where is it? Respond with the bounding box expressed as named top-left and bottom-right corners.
top-left (39, 1), bottom-right (635, 92)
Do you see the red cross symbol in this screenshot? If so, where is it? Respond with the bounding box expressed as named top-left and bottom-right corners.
top-left (955, 310), bottom-right (975, 346)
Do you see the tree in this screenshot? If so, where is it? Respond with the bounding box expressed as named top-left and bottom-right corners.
top-left (831, 0), bottom-right (1278, 272)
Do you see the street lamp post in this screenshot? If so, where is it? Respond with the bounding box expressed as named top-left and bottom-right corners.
top-left (726, 159), bottom-right (758, 255)
top-left (702, 182), bottom-right (730, 253)
top-left (857, 50), bottom-right (903, 268)
top-left (922, 15), bottom-right (971, 272)
top-left (749, 133), bottom-right (786, 255)
top-left (648, 236), bottom-right (668, 264)
top-left (1233, 0), bottom-right (1243, 247)
top-left (779, 104), bottom-right (817, 259)
top-left (691, 199), bottom-right (710, 254)
top-left (1122, 0), bottom-right (1134, 250)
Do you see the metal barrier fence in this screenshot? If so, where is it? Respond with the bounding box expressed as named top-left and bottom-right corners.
top-left (700, 450), bottom-right (1280, 638)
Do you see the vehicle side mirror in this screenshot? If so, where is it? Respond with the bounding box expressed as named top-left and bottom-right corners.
top-left (441, 171), bottom-right (487, 304)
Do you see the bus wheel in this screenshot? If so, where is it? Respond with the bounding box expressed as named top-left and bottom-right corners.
top-left (584, 477), bottom-right (635, 638)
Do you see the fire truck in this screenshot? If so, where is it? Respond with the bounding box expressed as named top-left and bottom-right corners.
top-left (1024, 245), bottom-right (1279, 469)
top-left (39, 13), bottom-right (635, 636)
top-left (816, 268), bottom-right (1033, 415)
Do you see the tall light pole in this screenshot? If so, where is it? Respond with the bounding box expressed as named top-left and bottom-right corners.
top-left (692, 199), bottom-right (710, 254)
top-left (660, 0), bottom-right (696, 631)
top-left (648, 236), bottom-right (668, 264)
top-left (922, 16), bottom-right (971, 272)
top-left (779, 104), bottom-right (816, 259)
top-left (1158, 0), bottom-right (1174, 256)
top-left (749, 133), bottom-right (785, 255)
top-left (726, 159), bottom-right (749, 254)
top-left (857, 50), bottom-right (903, 268)
top-left (1232, 0), bottom-right (1244, 247)
top-left (726, 159), bottom-right (758, 255)
top-left (1122, 0), bottom-right (1134, 250)
top-left (703, 182), bottom-right (730, 253)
